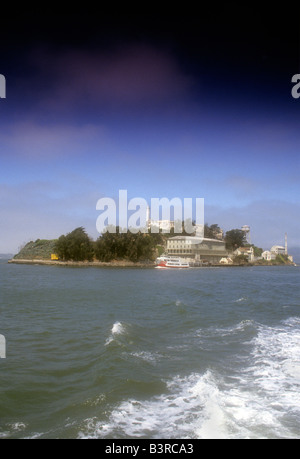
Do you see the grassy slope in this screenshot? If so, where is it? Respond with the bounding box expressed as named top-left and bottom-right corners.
top-left (13, 239), bottom-right (57, 260)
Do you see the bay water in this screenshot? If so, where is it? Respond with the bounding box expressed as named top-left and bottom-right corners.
top-left (0, 259), bottom-right (299, 439)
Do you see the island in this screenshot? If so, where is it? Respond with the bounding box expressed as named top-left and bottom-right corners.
top-left (8, 225), bottom-right (296, 267)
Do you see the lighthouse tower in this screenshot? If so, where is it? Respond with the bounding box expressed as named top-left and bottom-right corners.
top-left (285, 233), bottom-right (288, 255)
top-left (146, 205), bottom-right (150, 229)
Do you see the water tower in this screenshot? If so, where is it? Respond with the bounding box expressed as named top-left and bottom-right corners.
top-left (241, 225), bottom-right (251, 244)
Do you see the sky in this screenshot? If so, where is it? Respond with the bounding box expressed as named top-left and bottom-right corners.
top-left (0, 8), bottom-right (300, 253)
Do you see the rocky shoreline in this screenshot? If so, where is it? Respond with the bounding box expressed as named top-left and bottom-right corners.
top-left (8, 258), bottom-right (155, 268)
top-left (8, 258), bottom-right (296, 268)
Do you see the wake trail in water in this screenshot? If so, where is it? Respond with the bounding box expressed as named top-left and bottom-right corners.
top-left (80, 317), bottom-right (300, 439)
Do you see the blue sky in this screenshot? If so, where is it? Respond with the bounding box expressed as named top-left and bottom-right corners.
top-left (0, 10), bottom-right (299, 253)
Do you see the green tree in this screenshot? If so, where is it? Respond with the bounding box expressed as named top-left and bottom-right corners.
top-left (94, 231), bottom-right (117, 262)
top-left (54, 227), bottom-right (94, 261)
top-left (232, 254), bottom-right (249, 265)
top-left (225, 229), bottom-right (247, 251)
top-left (54, 234), bottom-right (69, 260)
top-left (94, 229), bottom-right (157, 262)
top-left (204, 223), bottom-right (222, 239)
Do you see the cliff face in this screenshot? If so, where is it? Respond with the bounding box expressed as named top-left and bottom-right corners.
top-left (13, 239), bottom-right (57, 260)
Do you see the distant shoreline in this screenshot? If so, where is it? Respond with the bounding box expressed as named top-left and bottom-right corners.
top-left (8, 258), bottom-right (155, 268)
top-left (7, 258), bottom-right (297, 268)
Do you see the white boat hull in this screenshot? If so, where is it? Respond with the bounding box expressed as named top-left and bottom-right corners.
top-left (155, 256), bottom-right (190, 269)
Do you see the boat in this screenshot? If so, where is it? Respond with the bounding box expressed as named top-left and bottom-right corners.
top-left (155, 256), bottom-right (190, 269)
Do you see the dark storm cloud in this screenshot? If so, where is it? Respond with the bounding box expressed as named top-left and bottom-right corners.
top-left (27, 44), bottom-right (194, 111)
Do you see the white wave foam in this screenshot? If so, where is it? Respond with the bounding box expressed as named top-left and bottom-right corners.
top-left (0, 422), bottom-right (27, 438)
top-left (111, 321), bottom-right (125, 335)
top-left (78, 371), bottom-right (232, 439)
top-left (80, 317), bottom-right (300, 439)
top-left (249, 317), bottom-right (300, 397)
top-left (130, 351), bottom-right (161, 364)
top-left (195, 319), bottom-right (255, 338)
top-left (11, 422), bottom-right (26, 431)
top-left (105, 321), bottom-right (126, 345)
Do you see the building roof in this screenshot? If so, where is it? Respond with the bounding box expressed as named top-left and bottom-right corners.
top-left (167, 236), bottom-right (224, 244)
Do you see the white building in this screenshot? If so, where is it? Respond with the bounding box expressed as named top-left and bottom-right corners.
top-left (167, 236), bottom-right (227, 264)
top-left (219, 257), bottom-right (233, 264)
top-left (262, 250), bottom-right (276, 261)
top-left (234, 246), bottom-right (254, 262)
top-left (270, 245), bottom-right (286, 255)
top-left (149, 219), bottom-right (175, 232)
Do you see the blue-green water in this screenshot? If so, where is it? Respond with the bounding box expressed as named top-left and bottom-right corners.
top-left (0, 260), bottom-right (299, 439)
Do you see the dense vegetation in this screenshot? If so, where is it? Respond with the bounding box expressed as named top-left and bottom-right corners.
top-left (13, 239), bottom-right (57, 259)
top-left (54, 226), bottom-right (164, 262)
top-left (55, 227), bottom-right (94, 261)
top-left (94, 229), bottom-right (163, 262)
top-left (204, 223), bottom-right (222, 239)
top-left (224, 229), bottom-right (247, 250)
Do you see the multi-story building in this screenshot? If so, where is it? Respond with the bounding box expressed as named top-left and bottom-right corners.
top-left (166, 236), bottom-right (228, 264)
top-left (270, 245), bottom-right (286, 255)
top-left (234, 246), bottom-right (255, 262)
